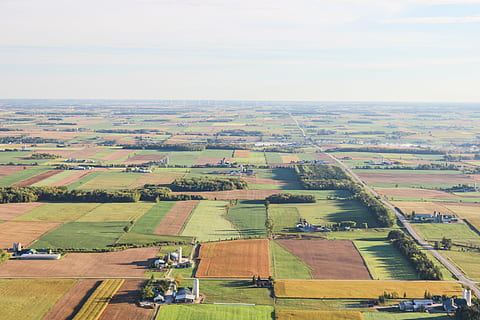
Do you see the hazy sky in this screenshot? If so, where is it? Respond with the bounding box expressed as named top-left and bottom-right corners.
top-left (1, 0), bottom-right (480, 101)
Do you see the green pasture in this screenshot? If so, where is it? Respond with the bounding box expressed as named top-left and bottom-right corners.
top-left (255, 168), bottom-right (298, 181)
top-left (234, 151), bottom-right (267, 165)
top-left (0, 151), bottom-right (51, 165)
top-left (325, 229), bottom-right (390, 241)
top-left (270, 206), bottom-right (299, 233)
top-left (362, 312), bottom-right (450, 320)
top-left (163, 151), bottom-right (203, 166)
top-left (441, 249), bottom-right (480, 281)
top-left (76, 202), bottom-right (155, 222)
top-left (274, 298), bottom-right (373, 312)
top-left (226, 200), bottom-right (267, 238)
top-left (180, 200), bottom-right (241, 242)
top-left (75, 171), bottom-right (139, 190)
top-left (13, 202), bottom-right (100, 222)
top-left (30, 169), bottom-right (80, 187)
top-left (199, 280), bottom-right (274, 305)
top-left (270, 240), bottom-right (312, 279)
top-left (66, 171), bottom-right (99, 189)
top-left (31, 221), bottom-right (126, 249)
top-left (200, 149), bottom-right (234, 158)
top-left (412, 223), bottom-right (480, 243)
top-left (131, 201), bottom-right (177, 234)
top-left (354, 240), bottom-right (418, 280)
top-left (156, 304), bottom-right (274, 320)
top-left (0, 166), bottom-right (53, 186)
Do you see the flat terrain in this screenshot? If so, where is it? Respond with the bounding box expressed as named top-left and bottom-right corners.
top-left (122, 154), bottom-right (168, 165)
top-left (276, 311), bottom-right (363, 320)
top-left (357, 172), bottom-right (472, 185)
top-left (0, 202), bottom-right (43, 220)
top-left (0, 247), bottom-right (158, 278)
top-left (157, 304), bottom-right (274, 320)
top-left (49, 170), bottom-right (93, 187)
top-left (0, 221), bottom-right (61, 249)
top-left (196, 239), bottom-right (270, 278)
top-left (440, 202), bottom-right (480, 232)
top-left (276, 240), bottom-right (371, 280)
top-left (0, 165), bottom-right (29, 177)
top-left (43, 279), bottom-right (100, 320)
top-left (154, 200), bottom-right (198, 235)
top-left (172, 189), bottom-right (283, 200)
top-left (274, 280), bottom-right (463, 299)
top-left (12, 169), bottom-right (62, 186)
top-left (13, 202), bottom-right (100, 222)
top-left (376, 188), bottom-right (457, 199)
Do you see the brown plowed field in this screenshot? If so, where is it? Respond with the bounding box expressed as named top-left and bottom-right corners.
top-left (12, 170), bottom-right (63, 187)
top-left (357, 172), bottom-right (473, 184)
top-left (130, 173), bottom-right (185, 188)
top-left (123, 154), bottom-right (168, 165)
top-left (100, 149), bottom-right (134, 161)
top-left (98, 279), bottom-right (154, 320)
top-left (244, 176), bottom-right (293, 186)
top-left (276, 240), bottom-right (371, 280)
top-left (49, 170), bottom-right (94, 187)
top-left (234, 149), bottom-right (250, 158)
top-left (281, 155), bottom-right (300, 163)
top-left (154, 200), bottom-right (199, 236)
top-left (0, 165), bottom-right (29, 177)
top-left (0, 202), bottom-right (43, 220)
top-left (0, 221), bottom-right (61, 249)
top-left (376, 188), bottom-right (458, 199)
top-left (194, 157), bottom-right (225, 166)
top-left (0, 247), bottom-right (159, 277)
top-left (196, 239), bottom-right (270, 278)
top-left (38, 147), bottom-right (103, 159)
top-left (43, 279), bottom-right (100, 320)
top-left (313, 153), bottom-right (332, 162)
top-left (171, 189), bottom-right (283, 200)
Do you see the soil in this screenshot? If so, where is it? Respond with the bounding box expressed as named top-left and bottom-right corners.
top-left (233, 150), bottom-right (250, 158)
top-left (0, 221), bottom-right (61, 249)
top-left (0, 165), bottom-right (30, 177)
top-left (12, 170), bottom-right (64, 187)
top-left (0, 247), bottom-right (159, 277)
top-left (0, 202), bottom-right (43, 220)
top-left (376, 188), bottom-right (458, 199)
top-left (194, 157), bottom-right (227, 166)
top-left (154, 200), bottom-right (199, 236)
top-left (276, 239), bottom-right (372, 280)
top-left (48, 170), bottom-right (94, 187)
top-left (37, 147), bottom-right (103, 159)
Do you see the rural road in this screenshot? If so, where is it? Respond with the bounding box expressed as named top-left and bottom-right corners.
top-left (285, 110), bottom-right (480, 297)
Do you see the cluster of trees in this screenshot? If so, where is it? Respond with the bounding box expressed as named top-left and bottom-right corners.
top-left (0, 136), bottom-right (61, 144)
top-left (295, 164), bottom-right (394, 227)
top-left (27, 153), bottom-right (61, 159)
top-left (0, 249), bottom-right (9, 264)
top-left (326, 146), bottom-right (445, 155)
top-left (455, 298), bottom-right (480, 320)
top-left (121, 143), bottom-right (205, 151)
top-left (0, 186), bottom-right (204, 204)
top-left (265, 193), bottom-right (316, 203)
top-left (216, 129), bottom-right (263, 136)
top-left (169, 177), bottom-right (248, 192)
top-left (387, 230), bottom-right (442, 280)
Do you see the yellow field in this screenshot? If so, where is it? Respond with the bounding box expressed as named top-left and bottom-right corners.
top-left (277, 311), bottom-right (363, 320)
top-left (72, 279), bottom-right (124, 320)
top-left (441, 204), bottom-right (480, 232)
top-left (0, 279), bottom-right (77, 320)
top-left (281, 155), bottom-right (300, 163)
top-left (76, 202), bottom-right (155, 222)
top-left (391, 201), bottom-right (453, 216)
top-left (274, 280), bottom-right (463, 299)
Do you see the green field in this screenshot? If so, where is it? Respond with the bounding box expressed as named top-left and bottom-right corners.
top-left (441, 249), bottom-right (480, 281)
top-left (234, 151), bottom-right (267, 165)
top-left (13, 202), bottom-right (100, 222)
top-left (199, 280), bottom-right (273, 305)
top-left (226, 200), bottom-right (267, 238)
top-left (116, 232), bottom-right (193, 245)
top-left (31, 221), bottom-right (126, 249)
top-left (412, 223), bottom-right (480, 244)
top-left (362, 312), bottom-right (450, 320)
top-left (270, 240), bottom-right (312, 279)
top-left (75, 171), bottom-right (139, 190)
top-left (0, 166), bottom-right (52, 186)
top-left (0, 279), bottom-right (77, 320)
top-left (131, 201), bottom-right (177, 234)
top-left (354, 240), bottom-right (418, 280)
top-left (76, 202), bottom-right (155, 222)
top-left (270, 206), bottom-right (299, 233)
top-left (156, 304), bottom-right (274, 320)
top-left (181, 200), bottom-right (241, 242)
top-left (30, 169), bottom-right (80, 186)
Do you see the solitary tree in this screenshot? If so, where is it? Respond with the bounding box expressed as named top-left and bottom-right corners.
top-left (441, 237), bottom-right (452, 250)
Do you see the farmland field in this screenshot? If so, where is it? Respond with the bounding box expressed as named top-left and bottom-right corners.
top-left (412, 223), bottom-right (480, 243)
top-left (276, 310), bottom-right (363, 320)
top-left (154, 200), bottom-right (198, 236)
top-left (376, 188), bottom-right (458, 200)
top-left (441, 250), bottom-right (480, 281)
top-left (362, 313), bottom-right (450, 320)
top-left (196, 239), bottom-right (270, 278)
top-left (0, 247), bottom-right (158, 277)
top-left (131, 201), bottom-right (176, 234)
top-left (0, 166), bottom-right (52, 186)
top-left (0, 221), bottom-right (61, 249)
top-left (76, 202), bottom-right (155, 222)
top-left (276, 240), bottom-right (371, 280)
top-left (75, 171), bottom-right (139, 190)
top-left (12, 169), bottom-right (63, 186)
top-left (274, 280), bottom-right (463, 299)
top-left (226, 200), bottom-right (267, 238)
top-left (354, 240), bottom-right (418, 280)
top-left (356, 172), bottom-right (472, 188)
top-left (156, 304), bottom-right (274, 320)
top-left (0, 279), bottom-right (77, 320)
top-left (180, 200), bottom-right (241, 241)
top-left (440, 202), bottom-right (480, 232)
top-left (199, 280), bottom-right (273, 305)
top-left (13, 202), bottom-right (100, 222)
top-left (0, 202), bottom-right (43, 220)
top-left (391, 201), bottom-right (453, 216)
top-left (270, 240), bottom-right (313, 279)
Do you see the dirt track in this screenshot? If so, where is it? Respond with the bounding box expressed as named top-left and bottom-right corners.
top-left (277, 240), bottom-right (371, 280)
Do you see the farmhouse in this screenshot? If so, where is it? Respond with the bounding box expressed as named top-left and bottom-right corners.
top-left (174, 279), bottom-right (200, 303)
top-left (413, 211), bottom-right (456, 223)
top-left (398, 299), bottom-right (434, 312)
top-left (155, 247), bottom-right (194, 269)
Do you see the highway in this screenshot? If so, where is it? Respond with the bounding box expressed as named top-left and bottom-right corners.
top-left (286, 110), bottom-right (480, 297)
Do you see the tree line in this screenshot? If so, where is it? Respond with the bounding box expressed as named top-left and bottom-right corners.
top-left (265, 193), bottom-right (316, 203)
top-left (169, 177), bottom-right (248, 192)
top-left (326, 146), bottom-right (445, 155)
top-left (388, 230), bottom-right (443, 280)
top-left (121, 143), bottom-right (205, 151)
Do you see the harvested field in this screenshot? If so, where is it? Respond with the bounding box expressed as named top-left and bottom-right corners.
top-left (391, 201), bottom-right (453, 215)
top-left (43, 279), bottom-right (100, 320)
top-left (0, 247), bottom-right (159, 277)
top-left (357, 172), bottom-right (472, 185)
top-left (0, 221), bottom-right (61, 249)
top-left (312, 153), bottom-right (333, 162)
top-left (172, 189), bottom-right (283, 200)
top-left (234, 149), bottom-right (250, 158)
top-left (377, 188), bottom-right (458, 199)
top-left (276, 310), bottom-right (363, 320)
top-left (99, 149), bottom-right (134, 161)
top-left (39, 148), bottom-right (103, 159)
top-left (48, 170), bottom-right (94, 187)
top-left (194, 157), bottom-right (226, 166)
top-left (98, 279), bottom-right (154, 320)
top-left (129, 173), bottom-right (184, 188)
top-left (154, 200), bottom-right (198, 236)
top-left (123, 154), bottom-right (168, 165)
top-left (440, 202), bottom-right (480, 232)
top-left (196, 239), bottom-right (270, 278)
top-left (281, 155), bottom-right (300, 163)
top-left (276, 240), bottom-right (371, 280)
top-left (0, 165), bottom-right (29, 177)
top-left (13, 169), bottom-right (63, 187)
top-left (0, 202), bottom-right (43, 220)
top-left (274, 280), bottom-right (463, 299)
top-left (244, 176), bottom-right (293, 186)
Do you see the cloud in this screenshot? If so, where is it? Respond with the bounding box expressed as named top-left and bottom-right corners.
top-left (382, 16), bottom-right (480, 23)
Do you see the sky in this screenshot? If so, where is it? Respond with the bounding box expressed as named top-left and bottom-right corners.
top-left (1, 0), bottom-right (480, 102)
